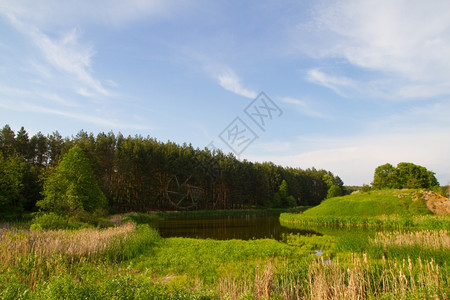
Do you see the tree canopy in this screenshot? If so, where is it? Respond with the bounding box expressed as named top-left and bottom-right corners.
top-left (0, 124), bottom-right (343, 217)
top-left (37, 146), bottom-right (106, 217)
top-left (372, 162), bottom-right (439, 189)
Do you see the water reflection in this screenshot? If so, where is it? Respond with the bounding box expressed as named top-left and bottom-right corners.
top-left (156, 215), bottom-right (319, 240)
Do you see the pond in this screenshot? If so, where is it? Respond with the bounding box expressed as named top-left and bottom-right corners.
top-left (155, 214), bottom-right (320, 240)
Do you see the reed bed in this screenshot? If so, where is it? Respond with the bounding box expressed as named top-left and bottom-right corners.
top-left (280, 213), bottom-right (450, 230)
top-left (303, 255), bottom-right (447, 300)
top-left (215, 254), bottom-right (448, 299)
top-left (371, 230), bottom-right (450, 250)
top-left (0, 222), bottom-right (136, 265)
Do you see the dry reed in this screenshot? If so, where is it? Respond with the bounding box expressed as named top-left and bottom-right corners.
top-left (217, 254), bottom-right (448, 300)
top-left (370, 230), bottom-right (450, 249)
top-left (0, 222), bottom-right (136, 266)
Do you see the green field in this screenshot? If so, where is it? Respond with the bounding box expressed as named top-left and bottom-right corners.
top-left (302, 189), bottom-right (431, 217)
top-left (1, 190), bottom-right (450, 299)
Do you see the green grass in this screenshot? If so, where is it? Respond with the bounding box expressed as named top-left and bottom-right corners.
top-left (302, 189), bottom-right (431, 217)
top-left (280, 189), bottom-right (450, 230)
top-left (280, 213), bottom-right (450, 229)
top-left (2, 208), bottom-right (449, 299)
top-left (131, 237), bottom-right (297, 284)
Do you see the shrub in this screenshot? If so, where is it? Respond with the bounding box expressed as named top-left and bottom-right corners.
top-left (30, 213), bottom-right (88, 230)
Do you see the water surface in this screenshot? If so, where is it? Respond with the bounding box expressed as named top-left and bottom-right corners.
top-left (156, 214), bottom-right (319, 240)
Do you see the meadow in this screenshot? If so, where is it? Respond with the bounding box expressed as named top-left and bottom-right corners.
top-left (1, 212), bottom-right (449, 299)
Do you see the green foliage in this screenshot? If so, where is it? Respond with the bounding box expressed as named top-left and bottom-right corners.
top-left (133, 236), bottom-right (295, 283)
top-left (283, 233), bottom-right (336, 256)
top-left (0, 154), bottom-right (23, 213)
top-left (1, 124), bottom-right (340, 216)
top-left (272, 192), bottom-right (282, 208)
top-left (271, 180), bottom-right (297, 208)
top-left (37, 146), bottom-right (106, 218)
top-left (372, 162), bottom-right (439, 189)
top-left (278, 179), bottom-right (289, 198)
top-left (112, 224), bottom-right (162, 261)
top-left (372, 163), bottom-right (397, 189)
top-left (360, 184), bottom-right (371, 192)
top-left (30, 212), bottom-right (88, 230)
top-left (1, 220), bottom-right (449, 299)
top-left (326, 185), bottom-right (343, 199)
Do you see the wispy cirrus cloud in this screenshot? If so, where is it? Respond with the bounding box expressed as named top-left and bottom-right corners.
top-left (305, 69), bottom-right (355, 97)
top-left (6, 15), bottom-right (110, 98)
top-left (0, 0), bottom-right (194, 28)
top-left (295, 0), bottom-right (450, 99)
top-left (281, 96), bottom-right (329, 119)
top-left (0, 99), bottom-right (151, 130)
top-left (215, 68), bottom-right (257, 99)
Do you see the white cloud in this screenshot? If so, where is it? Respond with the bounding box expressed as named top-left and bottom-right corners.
top-left (281, 96), bottom-right (329, 118)
top-left (0, 99), bottom-right (151, 130)
top-left (305, 69), bottom-right (354, 97)
top-left (0, 6), bottom-right (110, 98)
top-left (30, 28), bottom-right (109, 97)
top-left (296, 0), bottom-right (450, 99)
top-left (246, 130), bottom-right (450, 186)
top-left (215, 68), bottom-right (257, 99)
top-left (0, 0), bottom-right (193, 28)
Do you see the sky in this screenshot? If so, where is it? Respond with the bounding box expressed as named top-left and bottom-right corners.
top-left (1, 0), bottom-right (450, 186)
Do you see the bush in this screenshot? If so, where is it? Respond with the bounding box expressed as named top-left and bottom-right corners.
top-left (327, 185), bottom-right (343, 199)
top-left (30, 213), bottom-right (89, 230)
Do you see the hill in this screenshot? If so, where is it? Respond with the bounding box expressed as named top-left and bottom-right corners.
top-left (302, 189), bottom-right (448, 217)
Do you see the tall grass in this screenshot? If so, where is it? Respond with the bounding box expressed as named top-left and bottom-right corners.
top-left (371, 230), bottom-right (450, 250)
top-left (0, 223), bottom-right (160, 290)
top-left (280, 213), bottom-right (450, 230)
top-left (0, 222), bottom-right (135, 263)
top-left (214, 254), bottom-right (449, 299)
top-left (301, 255), bottom-right (448, 300)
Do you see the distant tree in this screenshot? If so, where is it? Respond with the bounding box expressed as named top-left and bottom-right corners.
top-left (323, 173), bottom-right (344, 199)
top-left (396, 162), bottom-right (439, 189)
top-left (37, 146), bottom-right (106, 217)
top-left (15, 127), bottom-right (32, 160)
top-left (272, 179), bottom-right (297, 207)
top-left (372, 163), bottom-right (397, 189)
top-left (326, 185), bottom-right (343, 199)
top-left (361, 184), bottom-right (372, 193)
top-left (0, 125), bottom-right (16, 158)
top-left (30, 132), bottom-right (48, 168)
top-left (278, 179), bottom-right (289, 199)
top-left (0, 154), bottom-right (24, 214)
top-left (372, 162), bottom-right (439, 190)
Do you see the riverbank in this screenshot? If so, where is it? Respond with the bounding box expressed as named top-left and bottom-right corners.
top-left (280, 189), bottom-right (450, 229)
top-left (117, 207), bottom-right (309, 225)
top-left (1, 217), bottom-right (449, 299)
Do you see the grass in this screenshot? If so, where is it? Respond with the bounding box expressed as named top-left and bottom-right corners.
top-left (301, 189), bottom-right (431, 217)
top-left (1, 206), bottom-right (450, 299)
top-left (371, 230), bottom-right (450, 250)
top-left (280, 213), bottom-right (450, 230)
top-left (280, 189), bottom-right (450, 230)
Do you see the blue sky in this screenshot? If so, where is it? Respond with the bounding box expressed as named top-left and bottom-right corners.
top-left (1, 0), bottom-right (449, 186)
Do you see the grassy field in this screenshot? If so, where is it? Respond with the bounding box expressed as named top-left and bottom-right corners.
top-left (280, 189), bottom-right (450, 229)
top-left (1, 191), bottom-right (449, 299)
top-left (301, 189), bottom-right (431, 217)
top-left (1, 221), bottom-right (449, 299)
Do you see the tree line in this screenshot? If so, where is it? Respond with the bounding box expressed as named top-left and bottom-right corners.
top-left (0, 124), bottom-right (344, 218)
top-left (372, 162), bottom-right (439, 190)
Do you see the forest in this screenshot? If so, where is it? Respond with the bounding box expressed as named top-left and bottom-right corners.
top-left (0, 124), bottom-right (343, 218)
